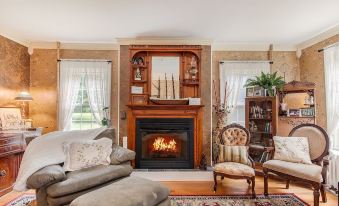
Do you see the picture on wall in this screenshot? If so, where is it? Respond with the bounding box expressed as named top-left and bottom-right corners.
top-left (0, 107), bottom-right (22, 130)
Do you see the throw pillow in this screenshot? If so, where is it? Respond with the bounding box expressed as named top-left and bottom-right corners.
top-left (217, 144), bottom-right (250, 165)
top-left (63, 137), bottom-right (113, 171)
top-left (273, 136), bottom-right (312, 164)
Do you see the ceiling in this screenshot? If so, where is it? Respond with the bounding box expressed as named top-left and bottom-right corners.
top-left (0, 0), bottom-right (338, 49)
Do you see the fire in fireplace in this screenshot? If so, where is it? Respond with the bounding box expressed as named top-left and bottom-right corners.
top-left (136, 118), bottom-right (194, 169)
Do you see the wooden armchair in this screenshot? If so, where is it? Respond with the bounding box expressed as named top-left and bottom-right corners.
top-left (263, 124), bottom-right (329, 206)
top-left (213, 123), bottom-right (256, 198)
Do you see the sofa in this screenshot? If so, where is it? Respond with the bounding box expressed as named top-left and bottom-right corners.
top-left (26, 128), bottom-right (169, 206)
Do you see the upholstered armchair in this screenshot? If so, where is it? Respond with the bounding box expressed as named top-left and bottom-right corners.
top-left (213, 123), bottom-right (256, 198)
top-left (263, 124), bottom-right (329, 206)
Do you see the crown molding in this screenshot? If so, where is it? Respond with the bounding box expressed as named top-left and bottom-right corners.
top-left (297, 24), bottom-right (339, 50)
top-left (28, 42), bottom-right (120, 51)
top-left (211, 43), bottom-right (297, 51)
top-left (117, 38), bottom-right (213, 45)
top-left (0, 32), bottom-right (30, 47)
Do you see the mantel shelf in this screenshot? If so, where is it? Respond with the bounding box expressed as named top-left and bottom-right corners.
top-left (127, 104), bottom-right (204, 110)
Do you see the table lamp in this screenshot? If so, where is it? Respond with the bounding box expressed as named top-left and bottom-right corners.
top-left (14, 91), bottom-right (33, 119)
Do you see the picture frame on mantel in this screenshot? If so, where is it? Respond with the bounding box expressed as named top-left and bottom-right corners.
top-left (0, 107), bottom-right (22, 130)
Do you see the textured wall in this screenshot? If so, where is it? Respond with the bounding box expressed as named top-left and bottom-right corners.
top-left (119, 45), bottom-right (129, 143)
top-left (0, 35), bottom-right (30, 110)
top-left (299, 34), bottom-right (339, 129)
top-left (30, 49), bottom-right (119, 135)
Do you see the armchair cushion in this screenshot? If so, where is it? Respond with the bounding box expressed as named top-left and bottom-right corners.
top-left (273, 136), bottom-right (312, 164)
top-left (110, 145), bottom-right (136, 165)
top-left (263, 160), bottom-right (323, 182)
top-left (27, 165), bottom-right (66, 189)
top-left (217, 145), bottom-right (250, 165)
top-left (214, 162), bottom-right (255, 177)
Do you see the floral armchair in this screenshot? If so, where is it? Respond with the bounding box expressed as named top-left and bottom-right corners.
top-left (213, 123), bottom-right (256, 198)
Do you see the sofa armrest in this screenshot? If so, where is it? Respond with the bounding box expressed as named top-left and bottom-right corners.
top-left (110, 145), bottom-right (136, 165)
top-left (27, 165), bottom-right (66, 189)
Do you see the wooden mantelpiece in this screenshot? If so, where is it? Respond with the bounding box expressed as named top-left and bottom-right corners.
top-left (127, 105), bottom-right (204, 168)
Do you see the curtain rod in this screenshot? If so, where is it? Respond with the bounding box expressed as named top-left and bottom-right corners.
top-left (318, 42), bottom-right (339, 52)
top-left (220, 60), bottom-right (273, 64)
top-left (57, 59), bottom-right (112, 63)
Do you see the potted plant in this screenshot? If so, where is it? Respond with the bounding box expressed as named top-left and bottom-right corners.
top-left (244, 71), bottom-right (285, 96)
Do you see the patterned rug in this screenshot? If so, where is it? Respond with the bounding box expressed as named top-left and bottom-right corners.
top-left (4, 194), bottom-right (36, 206)
top-left (169, 194), bottom-right (309, 206)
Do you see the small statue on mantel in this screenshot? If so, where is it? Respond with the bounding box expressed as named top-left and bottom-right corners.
top-left (135, 68), bottom-right (142, 81)
top-left (199, 153), bottom-right (207, 170)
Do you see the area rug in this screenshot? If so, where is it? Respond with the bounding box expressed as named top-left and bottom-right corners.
top-left (4, 194), bottom-right (36, 206)
top-left (169, 194), bottom-right (309, 206)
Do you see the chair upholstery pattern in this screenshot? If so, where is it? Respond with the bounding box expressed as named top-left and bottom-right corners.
top-left (215, 162), bottom-right (255, 177)
top-left (221, 127), bottom-right (249, 146)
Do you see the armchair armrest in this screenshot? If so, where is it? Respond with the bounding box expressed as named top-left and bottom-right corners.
top-left (321, 155), bottom-right (330, 184)
top-left (27, 165), bottom-right (66, 189)
top-left (110, 145), bottom-right (136, 165)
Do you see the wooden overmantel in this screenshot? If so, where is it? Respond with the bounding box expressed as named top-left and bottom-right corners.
top-left (127, 105), bottom-right (204, 168)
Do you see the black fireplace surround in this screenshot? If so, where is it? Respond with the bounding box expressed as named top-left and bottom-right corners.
top-left (135, 118), bottom-right (194, 169)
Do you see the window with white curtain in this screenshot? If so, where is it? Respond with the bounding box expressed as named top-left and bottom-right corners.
top-left (219, 61), bottom-right (270, 126)
top-left (58, 60), bottom-right (111, 131)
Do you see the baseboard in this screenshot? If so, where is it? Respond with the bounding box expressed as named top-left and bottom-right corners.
top-left (131, 168), bottom-right (214, 181)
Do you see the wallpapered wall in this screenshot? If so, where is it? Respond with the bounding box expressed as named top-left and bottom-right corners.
top-left (299, 34), bottom-right (339, 129)
top-left (0, 36), bottom-right (30, 110)
top-left (29, 49), bottom-right (119, 134)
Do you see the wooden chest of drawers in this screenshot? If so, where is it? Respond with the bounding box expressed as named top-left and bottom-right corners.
top-left (0, 132), bottom-right (25, 196)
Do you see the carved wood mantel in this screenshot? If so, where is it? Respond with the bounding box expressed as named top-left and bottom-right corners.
top-left (127, 105), bottom-right (204, 168)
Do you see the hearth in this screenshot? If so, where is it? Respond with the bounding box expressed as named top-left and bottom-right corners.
top-left (135, 118), bottom-right (194, 169)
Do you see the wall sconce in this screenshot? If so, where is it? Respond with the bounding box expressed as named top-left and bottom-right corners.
top-left (14, 91), bottom-right (33, 119)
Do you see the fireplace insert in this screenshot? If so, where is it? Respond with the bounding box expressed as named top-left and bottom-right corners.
top-left (135, 118), bottom-right (194, 169)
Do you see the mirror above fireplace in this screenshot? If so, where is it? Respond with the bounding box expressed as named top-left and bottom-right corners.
top-left (151, 56), bottom-right (180, 99)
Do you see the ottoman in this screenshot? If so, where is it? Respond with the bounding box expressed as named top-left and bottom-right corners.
top-left (70, 176), bottom-right (170, 206)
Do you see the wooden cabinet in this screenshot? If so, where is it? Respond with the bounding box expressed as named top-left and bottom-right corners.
top-left (0, 132), bottom-right (25, 196)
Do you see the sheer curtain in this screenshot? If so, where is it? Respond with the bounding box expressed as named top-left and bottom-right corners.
top-left (58, 61), bottom-right (82, 131)
top-left (219, 61), bottom-right (270, 124)
top-left (84, 61), bottom-right (111, 124)
top-left (58, 60), bottom-right (111, 131)
top-left (324, 45), bottom-right (339, 190)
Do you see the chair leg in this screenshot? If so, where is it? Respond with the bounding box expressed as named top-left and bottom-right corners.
top-left (320, 184), bottom-right (327, 203)
top-left (286, 180), bottom-right (290, 189)
top-left (263, 168), bottom-right (269, 196)
top-left (251, 176), bottom-right (256, 198)
top-left (313, 184), bottom-right (320, 206)
top-left (247, 179), bottom-right (251, 185)
top-left (213, 172), bottom-right (217, 192)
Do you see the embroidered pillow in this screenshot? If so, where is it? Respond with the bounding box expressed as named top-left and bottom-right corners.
top-left (273, 136), bottom-right (312, 164)
top-left (217, 144), bottom-right (249, 165)
top-left (63, 137), bottom-right (113, 171)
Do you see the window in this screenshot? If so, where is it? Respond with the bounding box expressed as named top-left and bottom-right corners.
top-left (71, 77), bottom-right (101, 130)
top-left (219, 61), bottom-right (270, 126)
top-left (58, 60), bottom-right (111, 131)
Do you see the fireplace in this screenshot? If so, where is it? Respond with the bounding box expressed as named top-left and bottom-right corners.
top-left (135, 118), bottom-right (194, 169)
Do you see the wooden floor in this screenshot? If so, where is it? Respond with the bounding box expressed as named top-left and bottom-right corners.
top-left (0, 177), bottom-right (337, 206)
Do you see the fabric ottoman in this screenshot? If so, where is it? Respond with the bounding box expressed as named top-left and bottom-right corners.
top-left (70, 176), bottom-right (170, 206)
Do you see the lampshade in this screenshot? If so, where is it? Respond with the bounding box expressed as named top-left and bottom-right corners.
top-left (14, 91), bottom-right (33, 101)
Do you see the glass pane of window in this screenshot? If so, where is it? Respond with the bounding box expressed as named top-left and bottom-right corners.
top-left (71, 77), bottom-right (101, 130)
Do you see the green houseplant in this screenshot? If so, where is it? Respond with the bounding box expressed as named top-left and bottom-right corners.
top-left (244, 71), bottom-right (285, 96)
